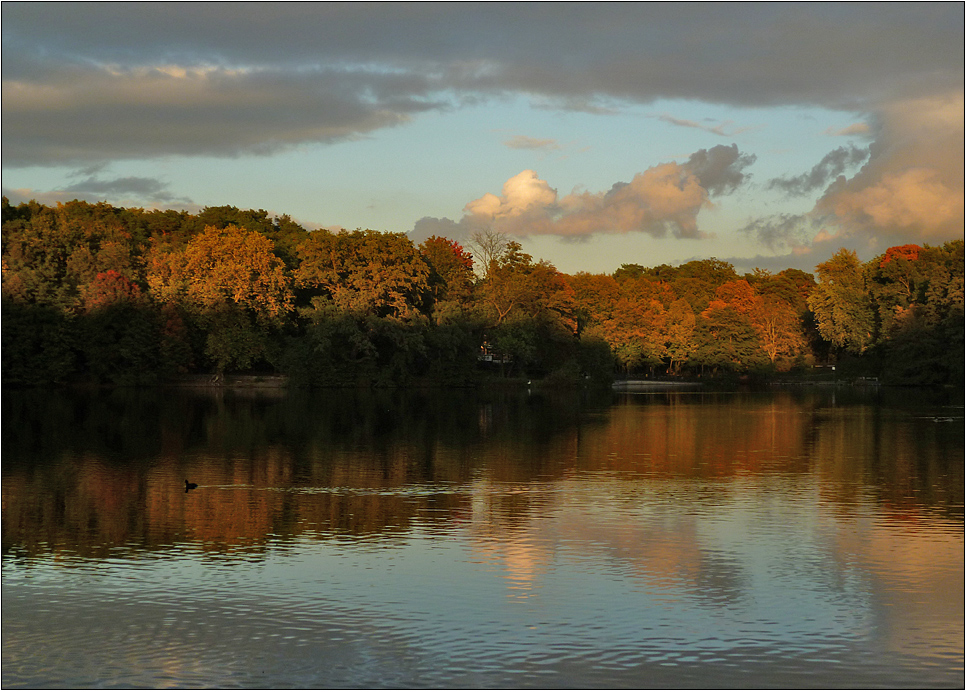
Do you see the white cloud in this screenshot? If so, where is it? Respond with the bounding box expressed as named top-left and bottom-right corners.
top-left (464, 170), bottom-right (558, 219)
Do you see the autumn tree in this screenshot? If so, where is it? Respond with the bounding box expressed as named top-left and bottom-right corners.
top-left (567, 272), bottom-right (621, 334)
top-left (474, 241), bottom-right (574, 328)
top-left (807, 248), bottom-right (874, 354)
top-left (587, 296), bottom-right (667, 375)
top-left (296, 229), bottom-right (429, 318)
top-left (179, 224), bottom-right (293, 372)
top-left (753, 296), bottom-right (807, 367)
top-left (80, 269), bottom-right (142, 312)
top-left (467, 228), bottom-right (510, 279)
top-left (472, 241), bottom-right (577, 377)
top-left (665, 298), bottom-right (696, 374)
top-left (419, 235), bottom-right (475, 305)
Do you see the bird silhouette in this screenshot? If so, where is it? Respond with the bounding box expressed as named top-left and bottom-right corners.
top-left (185, 480), bottom-right (198, 492)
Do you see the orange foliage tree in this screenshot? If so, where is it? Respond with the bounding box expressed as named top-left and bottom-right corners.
top-left (178, 224), bottom-right (293, 372)
top-left (183, 224), bottom-right (292, 321)
top-left (296, 229), bottom-right (429, 318)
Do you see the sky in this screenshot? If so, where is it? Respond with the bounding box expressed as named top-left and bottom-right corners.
top-left (2, 2), bottom-right (963, 275)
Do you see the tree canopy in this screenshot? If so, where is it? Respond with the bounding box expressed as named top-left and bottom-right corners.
top-left (2, 197), bottom-right (962, 387)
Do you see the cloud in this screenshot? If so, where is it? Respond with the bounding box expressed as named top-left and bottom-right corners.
top-left (1, 62), bottom-right (438, 165)
top-left (725, 222), bottom-right (899, 276)
top-left (657, 114), bottom-right (752, 137)
top-left (741, 213), bottom-right (815, 252)
top-left (768, 145), bottom-right (870, 195)
top-left (684, 144), bottom-right (757, 195)
top-left (744, 92), bottom-right (963, 256)
top-left (409, 215), bottom-right (471, 244)
top-left (464, 170), bottom-right (558, 219)
top-left (452, 144), bottom-right (755, 240)
top-left (813, 93), bottom-right (964, 241)
top-left (825, 122), bottom-right (871, 137)
top-left (2, 4), bottom-right (961, 166)
top-left (503, 136), bottom-right (561, 151)
top-left (2, 173), bottom-right (194, 210)
top-left (60, 175), bottom-right (188, 203)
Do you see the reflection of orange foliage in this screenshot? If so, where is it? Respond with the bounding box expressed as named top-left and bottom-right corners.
top-left (2, 443), bottom-right (475, 560)
top-left (5, 392), bottom-right (959, 566)
top-left (575, 394), bottom-right (812, 478)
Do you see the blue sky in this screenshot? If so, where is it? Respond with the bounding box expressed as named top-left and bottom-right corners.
top-left (2, 3), bottom-right (963, 275)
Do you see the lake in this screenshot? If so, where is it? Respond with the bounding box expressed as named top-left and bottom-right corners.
top-left (2, 385), bottom-right (963, 688)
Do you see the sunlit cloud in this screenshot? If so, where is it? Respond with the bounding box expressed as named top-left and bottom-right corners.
top-left (814, 92), bottom-right (965, 241)
top-left (413, 144), bottom-right (756, 241)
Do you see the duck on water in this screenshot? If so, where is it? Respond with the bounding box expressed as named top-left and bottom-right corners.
top-left (185, 480), bottom-right (198, 492)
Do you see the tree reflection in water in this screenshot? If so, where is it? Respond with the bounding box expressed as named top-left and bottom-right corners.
top-left (2, 386), bottom-right (963, 687)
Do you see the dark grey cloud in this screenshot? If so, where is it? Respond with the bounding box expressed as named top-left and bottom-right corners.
top-left (2, 3), bottom-right (962, 166)
top-left (62, 175), bottom-right (183, 202)
top-left (3, 172), bottom-right (193, 209)
top-left (740, 213), bottom-right (818, 252)
top-left (3, 64), bottom-right (440, 165)
top-left (684, 144), bottom-right (757, 196)
top-left (768, 145), bottom-right (870, 195)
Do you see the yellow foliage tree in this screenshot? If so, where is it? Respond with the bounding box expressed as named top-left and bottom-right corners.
top-left (182, 224), bottom-right (292, 322)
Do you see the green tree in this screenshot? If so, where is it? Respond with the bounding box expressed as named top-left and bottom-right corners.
top-left (866, 244), bottom-right (924, 341)
top-left (807, 248), bottom-right (874, 355)
top-left (692, 305), bottom-right (766, 373)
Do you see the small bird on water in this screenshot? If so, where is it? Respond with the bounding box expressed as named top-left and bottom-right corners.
top-left (185, 480), bottom-right (198, 492)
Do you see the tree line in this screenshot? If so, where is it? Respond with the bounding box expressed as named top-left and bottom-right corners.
top-left (2, 198), bottom-right (963, 387)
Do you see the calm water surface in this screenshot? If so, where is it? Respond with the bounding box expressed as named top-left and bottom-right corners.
top-left (2, 386), bottom-right (964, 688)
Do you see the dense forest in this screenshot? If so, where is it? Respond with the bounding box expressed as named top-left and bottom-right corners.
top-left (2, 198), bottom-right (963, 387)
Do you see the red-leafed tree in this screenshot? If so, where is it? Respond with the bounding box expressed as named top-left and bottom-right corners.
top-left (81, 270), bottom-right (143, 312)
top-left (419, 235), bottom-right (474, 303)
